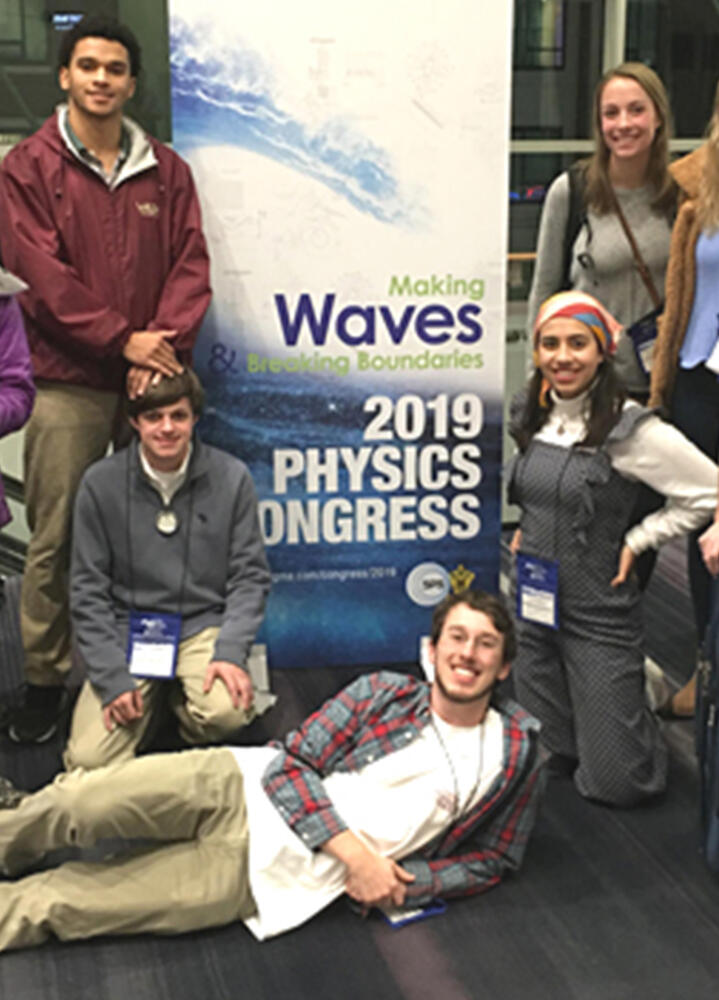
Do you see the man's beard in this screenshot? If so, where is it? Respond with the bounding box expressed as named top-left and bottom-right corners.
top-left (434, 669), bottom-right (494, 705)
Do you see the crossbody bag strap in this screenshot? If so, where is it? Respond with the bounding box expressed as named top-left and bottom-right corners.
top-left (608, 189), bottom-right (662, 309)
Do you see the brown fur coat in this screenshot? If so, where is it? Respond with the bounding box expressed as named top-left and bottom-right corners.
top-left (649, 146), bottom-right (707, 408)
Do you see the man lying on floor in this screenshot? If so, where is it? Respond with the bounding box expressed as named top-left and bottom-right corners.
top-left (0, 590), bottom-right (544, 952)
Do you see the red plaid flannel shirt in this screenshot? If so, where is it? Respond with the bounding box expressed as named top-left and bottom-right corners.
top-left (262, 671), bottom-right (544, 907)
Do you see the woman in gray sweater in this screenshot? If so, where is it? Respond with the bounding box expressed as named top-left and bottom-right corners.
top-left (527, 62), bottom-right (677, 399)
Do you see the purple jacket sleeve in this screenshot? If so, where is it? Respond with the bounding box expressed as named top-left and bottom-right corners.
top-left (0, 296), bottom-right (35, 437)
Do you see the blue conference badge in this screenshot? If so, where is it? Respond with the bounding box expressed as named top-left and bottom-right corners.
top-left (516, 553), bottom-right (559, 630)
top-left (127, 611), bottom-right (182, 679)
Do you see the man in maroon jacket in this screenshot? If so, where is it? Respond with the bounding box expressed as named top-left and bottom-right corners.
top-left (0, 15), bottom-right (211, 742)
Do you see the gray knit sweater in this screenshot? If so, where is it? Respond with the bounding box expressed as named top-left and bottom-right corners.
top-left (527, 171), bottom-right (672, 331)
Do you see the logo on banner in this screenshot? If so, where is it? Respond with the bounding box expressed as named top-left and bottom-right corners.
top-left (405, 562), bottom-right (450, 606)
top-left (450, 564), bottom-right (476, 593)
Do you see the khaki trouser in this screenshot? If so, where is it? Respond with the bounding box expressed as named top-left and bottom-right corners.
top-left (0, 748), bottom-right (256, 952)
top-left (64, 628), bottom-right (256, 771)
top-left (22, 382), bottom-right (121, 686)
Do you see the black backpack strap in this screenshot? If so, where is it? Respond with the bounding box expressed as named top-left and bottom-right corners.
top-left (562, 161), bottom-right (589, 290)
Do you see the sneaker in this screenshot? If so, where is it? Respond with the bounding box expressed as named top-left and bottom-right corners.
top-left (7, 685), bottom-right (69, 744)
top-left (644, 657), bottom-right (671, 713)
top-left (0, 776), bottom-right (25, 809)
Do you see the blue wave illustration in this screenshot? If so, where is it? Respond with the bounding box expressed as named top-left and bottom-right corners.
top-left (170, 17), bottom-right (424, 226)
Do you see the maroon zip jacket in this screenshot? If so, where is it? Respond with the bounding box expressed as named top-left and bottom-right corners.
top-left (0, 113), bottom-right (211, 391)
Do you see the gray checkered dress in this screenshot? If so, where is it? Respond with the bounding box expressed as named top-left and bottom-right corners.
top-left (508, 402), bottom-right (667, 806)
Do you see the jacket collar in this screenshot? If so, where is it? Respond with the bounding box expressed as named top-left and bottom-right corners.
top-left (130, 432), bottom-right (211, 487)
top-left (0, 267), bottom-right (27, 296)
top-left (50, 106), bottom-right (158, 189)
top-left (670, 144), bottom-right (706, 200)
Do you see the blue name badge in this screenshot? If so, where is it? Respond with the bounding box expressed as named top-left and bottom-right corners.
top-left (380, 899), bottom-right (447, 928)
top-left (127, 611), bottom-right (182, 680)
top-left (516, 553), bottom-right (560, 630)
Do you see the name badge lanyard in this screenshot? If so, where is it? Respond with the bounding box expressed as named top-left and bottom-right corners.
top-left (125, 448), bottom-right (196, 678)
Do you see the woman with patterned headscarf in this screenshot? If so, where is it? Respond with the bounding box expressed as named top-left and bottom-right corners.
top-left (508, 291), bottom-right (717, 806)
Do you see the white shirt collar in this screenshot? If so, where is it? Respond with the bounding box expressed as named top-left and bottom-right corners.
top-left (139, 443), bottom-right (192, 506)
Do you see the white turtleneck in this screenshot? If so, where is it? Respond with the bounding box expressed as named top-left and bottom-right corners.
top-left (530, 390), bottom-right (717, 554)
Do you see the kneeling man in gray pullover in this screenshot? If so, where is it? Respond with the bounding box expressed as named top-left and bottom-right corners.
top-left (65, 368), bottom-right (271, 769)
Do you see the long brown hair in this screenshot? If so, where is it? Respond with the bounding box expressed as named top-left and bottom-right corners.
top-left (698, 80), bottom-right (719, 231)
top-left (584, 62), bottom-right (676, 216)
top-left (512, 361), bottom-right (626, 453)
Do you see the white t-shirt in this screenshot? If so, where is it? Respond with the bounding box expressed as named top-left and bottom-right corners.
top-left (229, 708), bottom-right (504, 940)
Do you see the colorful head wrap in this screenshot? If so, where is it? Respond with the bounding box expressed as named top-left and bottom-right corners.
top-left (533, 291), bottom-right (622, 357)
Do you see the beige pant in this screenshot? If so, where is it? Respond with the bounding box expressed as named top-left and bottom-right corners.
top-left (0, 748), bottom-right (256, 952)
top-left (22, 382), bottom-right (121, 685)
top-left (64, 627), bottom-right (255, 770)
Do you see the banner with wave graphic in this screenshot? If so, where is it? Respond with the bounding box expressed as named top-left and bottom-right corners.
top-left (169, 0), bottom-right (511, 668)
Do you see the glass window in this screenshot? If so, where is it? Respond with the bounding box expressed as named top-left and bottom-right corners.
top-left (0, 1), bottom-right (24, 61)
top-left (514, 0), bottom-right (567, 69)
top-left (512, 0), bottom-right (605, 141)
top-left (626, 0), bottom-right (719, 136)
top-left (509, 150), bottom-right (580, 259)
top-left (510, 0), bottom-right (605, 270)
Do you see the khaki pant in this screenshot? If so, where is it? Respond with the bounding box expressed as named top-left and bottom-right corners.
top-left (0, 748), bottom-right (256, 952)
top-left (22, 382), bottom-right (121, 686)
top-left (64, 628), bottom-right (255, 770)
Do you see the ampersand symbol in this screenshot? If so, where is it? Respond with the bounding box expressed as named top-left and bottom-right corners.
top-left (209, 343), bottom-right (240, 375)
